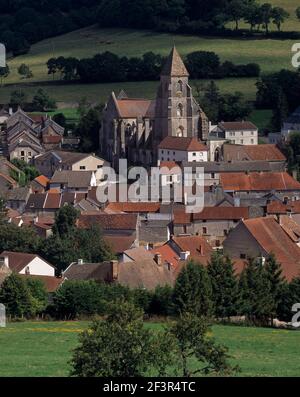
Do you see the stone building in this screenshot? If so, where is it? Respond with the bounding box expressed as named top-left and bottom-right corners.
top-left (99, 46), bottom-right (209, 168)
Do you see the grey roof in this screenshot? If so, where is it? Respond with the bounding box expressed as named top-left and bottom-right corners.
top-left (7, 187), bottom-right (31, 201)
top-left (181, 161), bottom-right (274, 173)
top-left (51, 170), bottom-right (93, 188)
top-left (64, 263), bottom-right (104, 281)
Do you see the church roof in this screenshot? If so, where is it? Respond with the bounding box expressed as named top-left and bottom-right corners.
top-left (161, 46), bottom-right (189, 77)
top-left (116, 98), bottom-right (155, 118)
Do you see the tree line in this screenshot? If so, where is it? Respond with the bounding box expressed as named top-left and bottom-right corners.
top-left (97, 0), bottom-right (295, 37)
top-left (46, 51), bottom-right (260, 84)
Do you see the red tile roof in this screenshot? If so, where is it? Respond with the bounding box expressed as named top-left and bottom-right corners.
top-left (78, 213), bottom-right (138, 231)
top-left (220, 172), bottom-right (300, 191)
top-left (34, 175), bottom-right (50, 188)
top-left (223, 144), bottom-right (286, 162)
top-left (242, 217), bottom-right (300, 281)
top-left (267, 200), bottom-right (300, 214)
top-left (116, 98), bottom-right (153, 118)
top-left (219, 121), bottom-right (257, 131)
top-left (104, 235), bottom-right (136, 254)
top-left (0, 251), bottom-right (55, 273)
top-left (158, 136), bottom-right (208, 151)
top-left (152, 244), bottom-right (180, 268)
top-left (173, 206), bottom-right (249, 224)
top-left (44, 193), bottom-right (61, 209)
top-left (105, 202), bottom-right (160, 213)
top-left (171, 235), bottom-right (213, 268)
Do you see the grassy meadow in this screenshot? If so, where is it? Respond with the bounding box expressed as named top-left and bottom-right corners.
top-left (0, 321), bottom-right (299, 377)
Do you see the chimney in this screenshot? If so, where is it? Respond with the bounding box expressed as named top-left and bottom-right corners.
top-left (180, 251), bottom-right (190, 261)
top-left (154, 253), bottom-right (162, 266)
top-left (8, 107), bottom-right (13, 116)
top-left (78, 259), bottom-right (83, 265)
top-left (110, 260), bottom-right (119, 281)
top-left (0, 255), bottom-right (9, 268)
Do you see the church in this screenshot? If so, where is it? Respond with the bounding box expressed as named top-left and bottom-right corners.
top-left (99, 46), bottom-right (209, 168)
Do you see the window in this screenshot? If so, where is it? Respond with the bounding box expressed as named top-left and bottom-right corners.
top-left (21, 151), bottom-right (25, 156)
top-left (97, 165), bottom-right (102, 169)
top-left (241, 131), bottom-right (243, 136)
top-left (161, 150), bottom-right (164, 154)
top-left (202, 227), bottom-right (207, 234)
top-left (178, 80), bottom-right (183, 92)
top-left (177, 126), bottom-right (184, 137)
top-left (224, 229), bottom-right (228, 236)
top-left (193, 152), bottom-right (196, 156)
top-left (177, 103), bottom-right (183, 117)
top-left (215, 240), bottom-right (221, 247)
top-left (251, 139), bottom-right (254, 144)
top-left (240, 139), bottom-right (243, 144)
top-left (80, 166), bottom-right (86, 170)
top-left (240, 253), bottom-right (246, 259)
top-left (211, 173), bottom-right (215, 179)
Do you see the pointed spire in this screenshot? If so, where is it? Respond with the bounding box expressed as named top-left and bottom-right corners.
top-left (161, 46), bottom-right (189, 77)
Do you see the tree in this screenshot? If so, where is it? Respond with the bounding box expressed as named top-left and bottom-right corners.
top-left (207, 252), bottom-right (238, 318)
top-left (25, 278), bottom-right (48, 316)
top-left (0, 273), bottom-right (32, 318)
top-left (0, 64), bottom-right (9, 86)
top-left (238, 258), bottom-right (274, 325)
top-left (226, 0), bottom-right (247, 31)
top-left (18, 63), bottom-right (33, 79)
top-left (218, 92), bottom-right (252, 121)
top-left (201, 81), bottom-right (220, 123)
top-left (271, 6), bottom-right (289, 32)
top-left (260, 3), bottom-right (273, 34)
top-left (173, 260), bottom-right (213, 317)
top-left (244, 2), bottom-right (263, 32)
top-left (278, 277), bottom-right (300, 322)
top-left (10, 90), bottom-right (27, 107)
top-left (185, 51), bottom-right (220, 79)
top-left (170, 312), bottom-right (237, 377)
top-left (32, 88), bottom-right (56, 111)
top-left (71, 301), bottom-right (175, 377)
top-left (11, 159), bottom-right (39, 183)
top-left (296, 7), bottom-right (300, 21)
top-left (52, 280), bottom-right (106, 319)
top-left (149, 285), bottom-right (174, 316)
top-left (75, 106), bottom-right (103, 152)
top-left (0, 197), bottom-right (7, 223)
top-left (77, 96), bottom-right (90, 118)
top-left (271, 88), bottom-right (289, 131)
top-left (52, 113), bottom-right (66, 128)
top-left (53, 204), bottom-right (80, 237)
top-left (0, 223), bottom-right (40, 253)
top-left (264, 253), bottom-right (285, 321)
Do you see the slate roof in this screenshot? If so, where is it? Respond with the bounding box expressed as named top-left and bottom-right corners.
top-left (50, 170), bottom-right (93, 188)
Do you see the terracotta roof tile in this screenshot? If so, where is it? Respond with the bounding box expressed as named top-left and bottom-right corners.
top-left (267, 200), bottom-right (300, 214)
top-left (219, 121), bottom-right (257, 131)
top-left (220, 172), bottom-right (300, 191)
top-left (78, 213), bottom-right (138, 231)
top-left (158, 136), bottom-right (207, 151)
top-left (242, 217), bottom-right (300, 281)
top-left (223, 144), bottom-right (286, 162)
top-left (105, 202), bottom-right (160, 213)
top-left (116, 98), bottom-right (153, 118)
top-left (104, 235), bottom-right (136, 254)
top-left (34, 175), bottom-right (50, 188)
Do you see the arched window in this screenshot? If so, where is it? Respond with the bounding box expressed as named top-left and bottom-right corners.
top-left (177, 103), bottom-right (183, 117)
top-left (177, 126), bottom-right (184, 137)
top-left (178, 80), bottom-right (183, 92)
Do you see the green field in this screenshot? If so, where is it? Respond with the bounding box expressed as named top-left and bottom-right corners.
top-left (0, 321), bottom-right (299, 377)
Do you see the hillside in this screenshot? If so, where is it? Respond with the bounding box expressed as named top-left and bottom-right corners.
top-left (0, 0), bottom-right (298, 107)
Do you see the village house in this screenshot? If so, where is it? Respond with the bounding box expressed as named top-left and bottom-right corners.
top-left (49, 170), bottom-right (97, 192)
top-left (34, 150), bottom-right (108, 184)
top-left (219, 172), bottom-right (300, 204)
top-left (30, 175), bottom-right (50, 193)
top-left (3, 108), bottom-right (65, 162)
top-left (223, 217), bottom-right (300, 281)
top-left (222, 143), bottom-right (286, 167)
top-left (77, 212), bottom-right (140, 248)
top-left (0, 251), bottom-right (56, 277)
top-left (281, 106), bottom-right (300, 139)
top-left (173, 206), bottom-right (249, 247)
top-left (158, 136), bottom-right (208, 162)
top-left (6, 187), bottom-right (32, 213)
top-left (63, 258), bottom-right (174, 290)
